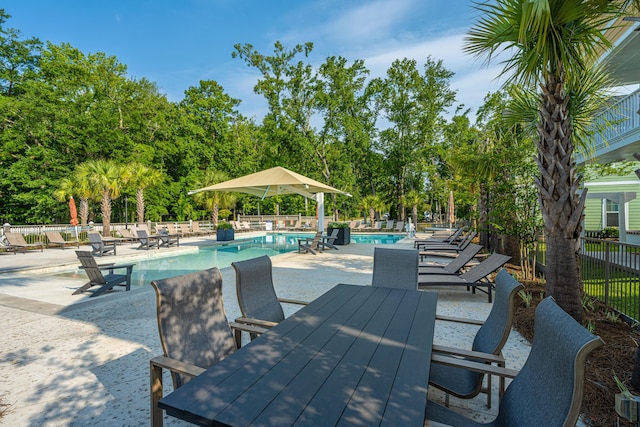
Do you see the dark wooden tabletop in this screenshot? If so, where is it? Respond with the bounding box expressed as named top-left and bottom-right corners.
top-left (159, 284), bottom-right (438, 426)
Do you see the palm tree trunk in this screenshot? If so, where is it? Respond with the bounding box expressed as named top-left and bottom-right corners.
top-left (80, 197), bottom-right (89, 226)
top-left (536, 73), bottom-right (586, 322)
top-left (137, 188), bottom-right (144, 224)
top-left (101, 190), bottom-right (112, 237)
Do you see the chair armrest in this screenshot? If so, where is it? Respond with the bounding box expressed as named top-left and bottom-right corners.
top-left (229, 322), bottom-right (268, 336)
top-left (278, 297), bottom-right (309, 306)
top-left (432, 344), bottom-right (505, 365)
top-left (230, 320), bottom-right (271, 348)
top-left (234, 316), bottom-right (279, 329)
top-left (435, 314), bottom-right (484, 326)
top-left (431, 353), bottom-right (519, 379)
top-left (150, 355), bottom-right (206, 379)
top-left (98, 263), bottom-right (135, 271)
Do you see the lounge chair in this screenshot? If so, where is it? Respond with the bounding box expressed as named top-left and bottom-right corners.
top-left (192, 222), bottom-right (212, 236)
top-left (414, 227), bottom-right (465, 248)
top-left (298, 231), bottom-right (323, 255)
top-left (136, 229), bottom-right (160, 250)
top-left (429, 270), bottom-right (523, 408)
top-left (419, 243), bottom-right (483, 275)
top-left (158, 229), bottom-right (179, 248)
top-left (382, 220), bottom-right (395, 231)
top-left (73, 251), bottom-right (134, 297)
top-left (418, 252), bottom-right (511, 302)
top-left (366, 221), bottom-right (382, 232)
top-left (4, 232), bottom-right (44, 253)
top-left (115, 228), bottom-right (138, 243)
top-left (149, 268), bottom-right (265, 427)
top-left (179, 223), bottom-right (195, 237)
top-left (393, 221), bottom-right (405, 232)
top-left (87, 231), bottom-right (116, 256)
top-left (418, 231), bottom-right (478, 258)
top-left (427, 297), bottom-right (604, 427)
top-left (232, 255), bottom-right (308, 339)
top-left (372, 247), bottom-right (419, 290)
top-left (44, 231), bottom-right (79, 249)
top-left (287, 220), bottom-right (302, 231)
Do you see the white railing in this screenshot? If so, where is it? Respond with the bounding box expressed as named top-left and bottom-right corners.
top-left (590, 87), bottom-right (640, 153)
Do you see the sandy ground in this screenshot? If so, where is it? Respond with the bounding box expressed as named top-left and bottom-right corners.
top-left (0, 232), bottom-right (530, 426)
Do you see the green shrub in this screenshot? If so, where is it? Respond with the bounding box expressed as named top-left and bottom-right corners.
top-left (328, 222), bottom-right (349, 228)
top-left (217, 222), bottom-right (233, 230)
top-left (602, 227), bottom-right (619, 238)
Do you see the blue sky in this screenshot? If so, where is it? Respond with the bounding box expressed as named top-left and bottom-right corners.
top-left (5, 0), bottom-right (505, 121)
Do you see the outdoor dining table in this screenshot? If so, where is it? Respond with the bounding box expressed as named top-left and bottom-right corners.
top-left (158, 283), bottom-right (439, 426)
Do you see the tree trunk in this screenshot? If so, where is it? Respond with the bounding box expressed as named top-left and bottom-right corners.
top-left (101, 190), bottom-right (112, 237)
top-left (80, 197), bottom-right (89, 226)
top-left (536, 73), bottom-right (585, 322)
top-left (137, 188), bottom-right (145, 225)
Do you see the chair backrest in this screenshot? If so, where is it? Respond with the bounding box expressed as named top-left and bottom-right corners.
top-left (151, 268), bottom-right (237, 389)
top-left (442, 243), bottom-right (483, 274)
top-left (136, 229), bottom-right (150, 240)
top-left (495, 297), bottom-right (603, 426)
top-left (455, 230), bottom-right (477, 249)
top-left (372, 247), bottom-right (419, 290)
top-left (87, 232), bottom-right (103, 248)
top-left (75, 250), bottom-right (106, 284)
top-left (118, 228), bottom-right (135, 239)
top-left (179, 223), bottom-right (191, 234)
top-left (372, 221), bottom-right (382, 229)
top-left (326, 228), bottom-right (339, 240)
top-left (472, 270), bottom-right (524, 355)
top-left (232, 255), bottom-right (285, 323)
top-left (5, 232), bottom-right (28, 245)
top-left (444, 227), bottom-right (465, 243)
top-left (394, 221), bottom-right (404, 231)
top-left (459, 253), bottom-right (511, 283)
top-left (45, 231), bottom-right (64, 242)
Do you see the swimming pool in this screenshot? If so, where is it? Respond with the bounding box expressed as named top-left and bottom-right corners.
top-left (61, 232), bottom-right (404, 288)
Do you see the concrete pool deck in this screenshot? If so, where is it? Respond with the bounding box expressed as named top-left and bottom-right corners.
top-left (0, 232), bottom-right (531, 426)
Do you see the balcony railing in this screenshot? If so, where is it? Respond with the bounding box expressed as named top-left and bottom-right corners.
top-left (584, 87), bottom-right (640, 160)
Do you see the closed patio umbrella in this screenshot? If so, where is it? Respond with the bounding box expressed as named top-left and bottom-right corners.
top-left (69, 196), bottom-right (79, 241)
top-left (188, 166), bottom-right (351, 231)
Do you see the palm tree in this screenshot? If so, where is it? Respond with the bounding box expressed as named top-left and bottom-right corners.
top-left (359, 195), bottom-right (385, 226)
top-left (54, 170), bottom-right (94, 226)
top-left (124, 163), bottom-right (162, 225)
top-left (402, 190), bottom-right (423, 225)
top-left (464, 0), bottom-right (623, 321)
top-left (192, 170), bottom-right (236, 228)
top-left (83, 159), bottom-right (123, 237)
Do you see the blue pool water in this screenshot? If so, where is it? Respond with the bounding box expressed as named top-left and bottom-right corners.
top-left (64, 233), bottom-right (403, 287)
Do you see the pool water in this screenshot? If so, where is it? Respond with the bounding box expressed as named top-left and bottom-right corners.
top-left (63, 232), bottom-right (403, 288)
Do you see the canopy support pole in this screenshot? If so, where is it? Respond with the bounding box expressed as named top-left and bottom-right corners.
top-left (317, 192), bottom-right (324, 232)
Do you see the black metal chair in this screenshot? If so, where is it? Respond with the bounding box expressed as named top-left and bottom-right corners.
top-left (372, 247), bottom-right (419, 290)
top-left (150, 268), bottom-right (264, 427)
top-left (429, 269), bottom-right (524, 408)
top-left (427, 296), bottom-right (603, 426)
top-left (232, 255), bottom-right (308, 337)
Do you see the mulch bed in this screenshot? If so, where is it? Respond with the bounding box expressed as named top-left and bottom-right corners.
top-left (511, 268), bottom-right (638, 426)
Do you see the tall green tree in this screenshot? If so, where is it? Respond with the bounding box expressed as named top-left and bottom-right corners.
top-left (373, 57), bottom-right (456, 220)
top-left (465, 0), bottom-right (622, 320)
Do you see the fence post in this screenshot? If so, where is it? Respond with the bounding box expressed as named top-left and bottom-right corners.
top-left (604, 240), bottom-right (611, 306)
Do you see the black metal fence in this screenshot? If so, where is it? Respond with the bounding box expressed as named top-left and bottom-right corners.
top-left (535, 235), bottom-right (640, 323)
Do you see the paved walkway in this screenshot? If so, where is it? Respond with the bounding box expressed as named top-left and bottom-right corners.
top-left (0, 232), bottom-right (530, 426)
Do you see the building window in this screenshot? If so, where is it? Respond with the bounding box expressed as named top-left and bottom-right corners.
top-left (606, 200), bottom-right (619, 227)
